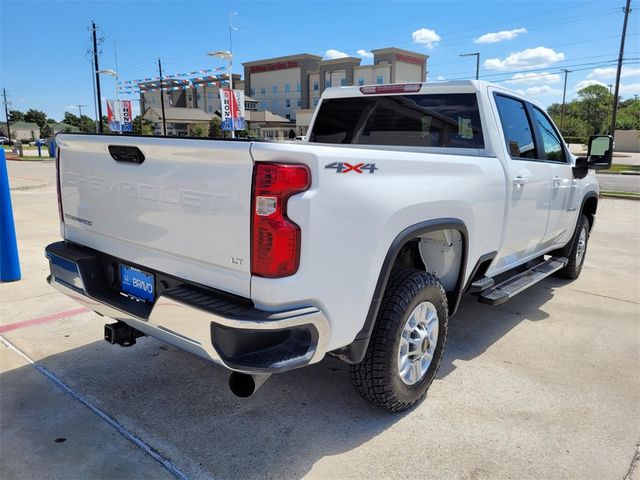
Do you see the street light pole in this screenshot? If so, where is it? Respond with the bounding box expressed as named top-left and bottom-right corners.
top-left (208, 50), bottom-right (235, 138)
top-left (2, 88), bottom-right (11, 142)
top-left (459, 52), bottom-right (480, 80)
top-left (560, 69), bottom-right (570, 132)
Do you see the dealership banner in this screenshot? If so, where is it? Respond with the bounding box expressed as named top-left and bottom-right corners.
top-left (219, 88), bottom-right (245, 131)
top-left (106, 100), bottom-right (133, 132)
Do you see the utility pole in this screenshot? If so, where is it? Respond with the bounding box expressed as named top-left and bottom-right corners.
top-left (610, 0), bottom-right (632, 137)
top-left (89, 58), bottom-right (98, 131)
top-left (459, 52), bottom-right (480, 80)
top-left (158, 58), bottom-right (167, 136)
top-left (2, 88), bottom-right (11, 142)
top-left (92, 21), bottom-right (104, 133)
top-left (560, 69), bottom-right (570, 132)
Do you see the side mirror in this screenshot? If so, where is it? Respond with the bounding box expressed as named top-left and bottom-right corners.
top-left (587, 135), bottom-right (613, 170)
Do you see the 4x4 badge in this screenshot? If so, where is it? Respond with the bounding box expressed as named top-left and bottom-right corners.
top-left (325, 162), bottom-right (378, 174)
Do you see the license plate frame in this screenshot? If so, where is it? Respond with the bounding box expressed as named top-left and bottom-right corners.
top-left (120, 264), bottom-right (155, 303)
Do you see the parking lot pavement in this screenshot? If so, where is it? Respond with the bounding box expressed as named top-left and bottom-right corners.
top-left (1, 161), bottom-right (639, 480)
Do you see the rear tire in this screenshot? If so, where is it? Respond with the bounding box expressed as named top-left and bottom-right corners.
top-left (350, 268), bottom-right (448, 412)
top-left (557, 214), bottom-right (590, 279)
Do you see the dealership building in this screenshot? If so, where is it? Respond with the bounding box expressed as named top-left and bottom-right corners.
top-left (242, 47), bottom-right (429, 123)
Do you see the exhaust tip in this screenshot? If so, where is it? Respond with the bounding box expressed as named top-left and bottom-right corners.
top-left (228, 372), bottom-right (271, 398)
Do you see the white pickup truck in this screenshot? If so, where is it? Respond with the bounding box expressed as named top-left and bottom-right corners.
top-left (46, 81), bottom-right (612, 412)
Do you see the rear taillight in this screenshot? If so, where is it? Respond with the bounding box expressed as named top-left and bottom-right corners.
top-left (359, 83), bottom-right (422, 95)
top-left (251, 163), bottom-right (311, 278)
top-left (55, 146), bottom-right (64, 223)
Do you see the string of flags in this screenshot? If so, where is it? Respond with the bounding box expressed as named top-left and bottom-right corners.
top-left (124, 81), bottom-right (225, 94)
top-left (118, 66), bottom-right (227, 86)
top-left (118, 73), bottom-right (229, 95)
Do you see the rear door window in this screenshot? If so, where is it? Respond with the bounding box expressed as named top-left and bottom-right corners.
top-left (309, 93), bottom-right (484, 148)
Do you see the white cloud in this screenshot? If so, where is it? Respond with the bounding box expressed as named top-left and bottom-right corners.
top-left (574, 79), bottom-right (607, 92)
top-left (619, 82), bottom-right (640, 96)
top-left (412, 28), bottom-right (441, 49)
top-left (324, 49), bottom-right (348, 60)
top-left (484, 47), bottom-right (565, 71)
top-left (587, 66), bottom-right (640, 80)
top-left (515, 85), bottom-right (562, 97)
top-left (506, 71), bottom-right (561, 84)
top-left (474, 27), bottom-right (527, 44)
top-left (356, 49), bottom-right (373, 59)
top-left (436, 75), bottom-right (446, 81)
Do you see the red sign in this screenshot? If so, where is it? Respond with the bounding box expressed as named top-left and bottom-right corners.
top-left (250, 61), bottom-right (299, 74)
top-left (396, 54), bottom-right (424, 65)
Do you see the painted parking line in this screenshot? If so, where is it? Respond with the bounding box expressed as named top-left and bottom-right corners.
top-left (0, 335), bottom-right (191, 480)
top-left (0, 307), bottom-right (89, 334)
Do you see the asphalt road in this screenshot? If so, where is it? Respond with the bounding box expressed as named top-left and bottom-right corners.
top-left (597, 172), bottom-right (640, 193)
top-left (1, 160), bottom-right (639, 480)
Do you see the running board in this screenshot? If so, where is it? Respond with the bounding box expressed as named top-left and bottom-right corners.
top-left (479, 257), bottom-right (568, 306)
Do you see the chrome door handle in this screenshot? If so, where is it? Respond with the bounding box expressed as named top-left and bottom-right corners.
top-left (553, 176), bottom-right (564, 187)
top-left (513, 176), bottom-right (528, 187)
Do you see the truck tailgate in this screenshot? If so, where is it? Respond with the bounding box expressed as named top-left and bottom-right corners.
top-left (56, 134), bottom-right (254, 297)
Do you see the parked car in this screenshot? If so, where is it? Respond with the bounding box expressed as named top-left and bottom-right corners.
top-left (0, 136), bottom-right (11, 145)
top-left (45, 81), bottom-right (611, 412)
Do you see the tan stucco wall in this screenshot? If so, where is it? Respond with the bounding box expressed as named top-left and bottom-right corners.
top-left (614, 130), bottom-right (640, 152)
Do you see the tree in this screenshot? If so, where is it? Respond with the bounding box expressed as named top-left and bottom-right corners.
top-left (63, 112), bottom-right (81, 127)
top-left (79, 115), bottom-right (95, 133)
top-left (41, 123), bottom-right (53, 139)
top-left (575, 84), bottom-right (610, 135)
top-left (8, 110), bottom-right (24, 122)
top-left (46, 118), bottom-right (56, 124)
top-left (615, 99), bottom-right (640, 130)
top-left (133, 115), bottom-right (154, 135)
top-left (208, 116), bottom-right (222, 138)
top-left (191, 123), bottom-right (208, 137)
top-left (24, 109), bottom-right (47, 128)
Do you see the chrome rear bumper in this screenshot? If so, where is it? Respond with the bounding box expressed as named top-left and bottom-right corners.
top-left (45, 241), bottom-right (329, 373)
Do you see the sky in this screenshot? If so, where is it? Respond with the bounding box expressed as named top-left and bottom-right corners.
top-left (1, 0), bottom-right (639, 122)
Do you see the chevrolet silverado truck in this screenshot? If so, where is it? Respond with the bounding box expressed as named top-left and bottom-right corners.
top-left (45, 81), bottom-right (612, 412)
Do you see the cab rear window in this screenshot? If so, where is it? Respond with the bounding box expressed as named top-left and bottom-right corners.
top-left (309, 93), bottom-right (484, 148)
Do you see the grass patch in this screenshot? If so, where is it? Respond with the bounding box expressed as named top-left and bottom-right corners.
top-left (598, 164), bottom-right (639, 174)
top-left (600, 190), bottom-right (640, 199)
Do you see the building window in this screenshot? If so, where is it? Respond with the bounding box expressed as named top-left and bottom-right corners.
top-left (296, 82), bottom-right (301, 92)
top-left (376, 75), bottom-right (384, 84)
top-left (208, 105), bottom-right (213, 113)
top-left (272, 85), bottom-right (277, 94)
top-left (358, 77), bottom-right (365, 86)
top-left (340, 78), bottom-right (348, 86)
top-left (313, 98), bottom-right (319, 106)
top-left (261, 87), bottom-right (266, 95)
top-left (297, 99), bottom-right (301, 107)
top-left (250, 88), bottom-right (255, 96)
top-left (260, 100), bottom-right (267, 110)
top-left (313, 80), bottom-right (319, 91)
top-left (286, 114), bottom-right (291, 120)
top-left (285, 84), bottom-right (290, 93)
top-left (325, 80), bottom-right (330, 88)
top-left (272, 99), bottom-right (277, 110)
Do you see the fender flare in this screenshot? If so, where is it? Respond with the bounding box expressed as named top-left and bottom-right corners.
top-left (554, 192), bottom-right (598, 258)
top-left (331, 218), bottom-right (468, 364)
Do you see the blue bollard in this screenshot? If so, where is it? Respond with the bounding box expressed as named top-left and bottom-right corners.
top-left (0, 148), bottom-right (21, 281)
